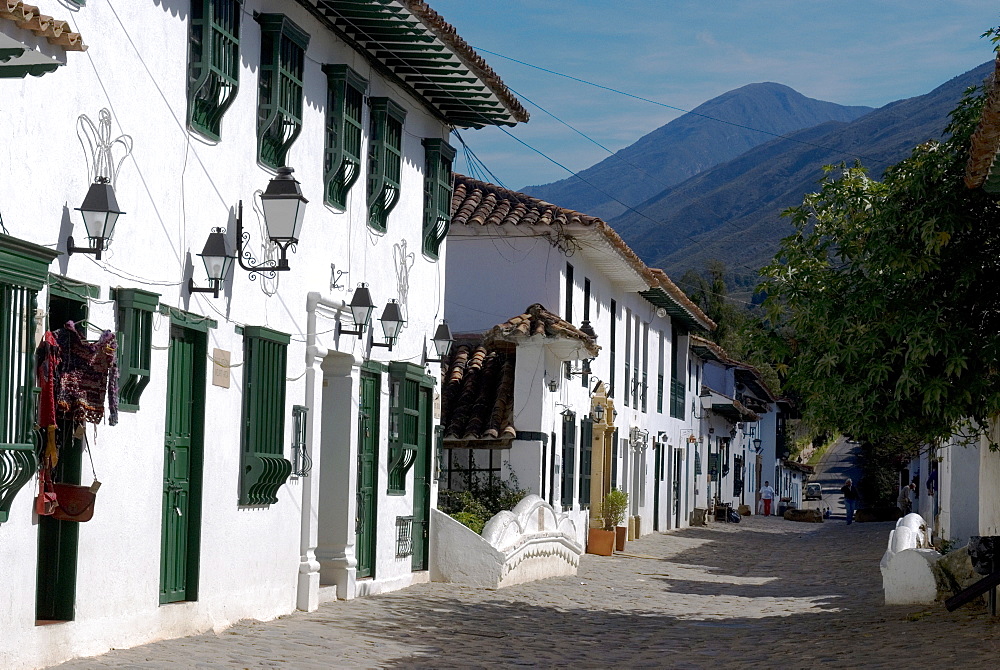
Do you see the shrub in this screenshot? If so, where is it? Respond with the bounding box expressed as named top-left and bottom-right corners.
top-left (602, 489), bottom-right (629, 531)
top-left (451, 511), bottom-right (486, 535)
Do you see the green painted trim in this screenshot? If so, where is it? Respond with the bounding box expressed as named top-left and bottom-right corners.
top-left (48, 274), bottom-right (101, 301)
top-left (0, 63), bottom-right (60, 78)
top-left (388, 361), bottom-right (435, 387)
top-left (0, 47), bottom-right (25, 63)
top-left (242, 325), bottom-right (290, 345)
top-left (159, 304), bottom-right (218, 332)
top-left (515, 430), bottom-right (548, 445)
top-left (362, 360), bottom-right (388, 374)
top-left (0, 234), bottom-right (59, 290)
top-left (256, 12), bottom-right (310, 49)
top-left (110, 287), bottom-right (160, 311)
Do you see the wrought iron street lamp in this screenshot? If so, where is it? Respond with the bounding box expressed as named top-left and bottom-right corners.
top-left (189, 228), bottom-right (235, 298)
top-left (592, 404), bottom-right (605, 423)
top-left (338, 283), bottom-right (375, 339)
top-left (371, 300), bottom-right (405, 350)
top-left (67, 178), bottom-right (125, 260)
top-left (237, 167), bottom-right (308, 276)
top-left (424, 320), bottom-right (454, 364)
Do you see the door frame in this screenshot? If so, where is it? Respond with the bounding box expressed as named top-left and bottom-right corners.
top-left (159, 315), bottom-right (208, 604)
top-left (355, 367), bottom-right (380, 580)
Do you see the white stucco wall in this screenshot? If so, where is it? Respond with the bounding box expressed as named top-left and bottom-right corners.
top-left (938, 436), bottom-right (979, 546)
top-left (1, 1), bottom-right (458, 666)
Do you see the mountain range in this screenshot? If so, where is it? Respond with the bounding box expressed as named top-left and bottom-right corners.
top-left (521, 62), bottom-right (996, 287)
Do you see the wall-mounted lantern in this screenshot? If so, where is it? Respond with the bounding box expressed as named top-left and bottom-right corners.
top-left (188, 228), bottom-right (235, 298)
top-left (424, 320), bottom-right (454, 364)
top-left (753, 438), bottom-right (763, 453)
top-left (371, 299), bottom-right (405, 351)
top-left (67, 178), bottom-right (125, 260)
top-left (591, 404), bottom-right (605, 423)
top-left (236, 167), bottom-right (308, 275)
top-left (338, 283), bottom-right (375, 338)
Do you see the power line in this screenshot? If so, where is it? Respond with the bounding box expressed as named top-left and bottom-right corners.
top-left (473, 46), bottom-right (888, 167)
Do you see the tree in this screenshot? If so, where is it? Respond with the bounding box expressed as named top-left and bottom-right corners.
top-left (759, 76), bottom-right (1000, 453)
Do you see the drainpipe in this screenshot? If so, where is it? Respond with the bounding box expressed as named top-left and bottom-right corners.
top-left (296, 292), bottom-right (347, 611)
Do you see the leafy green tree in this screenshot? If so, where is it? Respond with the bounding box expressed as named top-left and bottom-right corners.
top-left (759, 77), bottom-right (1000, 453)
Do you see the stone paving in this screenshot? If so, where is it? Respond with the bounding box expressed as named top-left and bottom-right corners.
top-left (55, 515), bottom-right (1000, 669)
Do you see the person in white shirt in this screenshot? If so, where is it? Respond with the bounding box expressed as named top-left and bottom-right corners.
top-left (760, 481), bottom-right (776, 516)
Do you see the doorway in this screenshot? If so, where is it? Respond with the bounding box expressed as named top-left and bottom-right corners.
top-left (159, 323), bottom-right (207, 604)
top-left (355, 370), bottom-right (379, 579)
top-left (673, 447), bottom-right (683, 529)
top-left (36, 292), bottom-right (89, 623)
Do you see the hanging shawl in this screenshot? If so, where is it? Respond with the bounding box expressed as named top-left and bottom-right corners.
top-left (35, 330), bottom-right (61, 468)
top-left (54, 321), bottom-right (119, 427)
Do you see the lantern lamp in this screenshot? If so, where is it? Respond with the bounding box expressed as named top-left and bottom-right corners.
top-left (67, 178), bottom-right (125, 260)
top-left (236, 167), bottom-right (308, 275)
top-left (189, 228), bottom-right (234, 298)
top-left (372, 299), bottom-right (405, 350)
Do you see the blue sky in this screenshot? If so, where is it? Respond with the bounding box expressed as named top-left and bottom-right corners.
top-left (430, 1), bottom-right (1000, 191)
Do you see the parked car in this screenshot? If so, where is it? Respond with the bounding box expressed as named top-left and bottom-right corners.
top-left (805, 482), bottom-right (823, 500)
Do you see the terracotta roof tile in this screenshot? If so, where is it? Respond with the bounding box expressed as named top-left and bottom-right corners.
top-left (966, 56), bottom-right (1000, 191)
top-left (485, 303), bottom-right (600, 357)
top-left (451, 175), bottom-right (713, 330)
top-left (0, 1), bottom-right (87, 51)
top-left (441, 343), bottom-right (516, 443)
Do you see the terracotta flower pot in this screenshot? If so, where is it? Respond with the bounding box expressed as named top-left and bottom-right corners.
top-left (587, 528), bottom-right (615, 556)
top-left (615, 526), bottom-right (627, 552)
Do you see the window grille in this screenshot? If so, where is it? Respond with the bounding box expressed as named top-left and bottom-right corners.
top-left (239, 325), bottom-right (292, 504)
top-left (421, 138), bottom-right (455, 259)
top-left (291, 404), bottom-right (311, 477)
top-left (367, 98), bottom-right (406, 232)
top-left (323, 65), bottom-right (367, 209)
top-left (387, 362), bottom-right (433, 495)
top-left (113, 288), bottom-right (159, 412)
top-left (0, 235), bottom-right (58, 523)
top-left (188, 0), bottom-right (243, 140)
top-left (395, 516), bottom-right (414, 557)
top-left (256, 14), bottom-right (309, 170)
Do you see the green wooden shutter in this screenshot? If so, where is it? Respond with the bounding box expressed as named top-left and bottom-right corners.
top-left (0, 234), bottom-right (57, 524)
top-left (387, 362), bottom-right (434, 495)
top-left (323, 64), bottom-right (367, 209)
top-left (239, 325), bottom-right (292, 505)
top-left (113, 288), bottom-right (160, 412)
top-left (579, 418), bottom-right (593, 507)
top-left (368, 98), bottom-right (406, 232)
top-left (188, 0), bottom-right (243, 140)
top-left (421, 138), bottom-right (456, 259)
top-left (561, 413), bottom-right (576, 507)
top-left (256, 14), bottom-right (309, 169)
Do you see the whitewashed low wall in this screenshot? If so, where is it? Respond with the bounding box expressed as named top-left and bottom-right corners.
top-left (880, 513), bottom-right (940, 604)
top-left (430, 495), bottom-right (583, 589)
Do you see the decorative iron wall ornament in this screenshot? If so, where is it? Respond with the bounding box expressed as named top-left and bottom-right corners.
top-left (77, 109), bottom-right (132, 187)
top-left (392, 238), bottom-right (414, 324)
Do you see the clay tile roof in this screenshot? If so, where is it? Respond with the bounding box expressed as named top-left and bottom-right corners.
top-left (485, 303), bottom-right (600, 358)
top-left (0, 1), bottom-right (87, 51)
top-left (966, 56), bottom-right (1000, 192)
top-left (451, 175), bottom-right (602, 229)
top-left (441, 342), bottom-right (517, 443)
top-left (451, 175), bottom-right (714, 332)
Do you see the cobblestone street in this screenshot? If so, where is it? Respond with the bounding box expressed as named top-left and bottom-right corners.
top-left (55, 516), bottom-right (1000, 669)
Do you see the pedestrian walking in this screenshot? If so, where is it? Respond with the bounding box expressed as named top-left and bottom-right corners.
top-left (896, 484), bottom-right (911, 515)
top-left (760, 481), bottom-right (776, 516)
top-left (842, 478), bottom-right (860, 524)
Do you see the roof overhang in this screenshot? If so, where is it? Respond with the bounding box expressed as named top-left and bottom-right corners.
top-left (575, 226), bottom-right (650, 292)
top-left (700, 387), bottom-right (758, 422)
top-left (300, 0), bottom-right (526, 128)
top-left (0, 3), bottom-right (86, 79)
top-left (690, 338), bottom-right (726, 362)
top-left (640, 286), bottom-right (711, 332)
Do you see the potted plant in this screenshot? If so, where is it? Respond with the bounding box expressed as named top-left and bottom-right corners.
top-left (602, 489), bottom-right (629, 552)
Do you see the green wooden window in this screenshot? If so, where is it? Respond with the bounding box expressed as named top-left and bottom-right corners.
top-left (112, 288), bottom-right (159, 412)
top-left (368, 97), bottom-right (406, 232)
top-left (323, 64), bottom-right (367, 209)
top-left (560, 412), bottom-right (576, 507)
top-left (239, 325), bottom-right (292, 505)
top-left (188, 0), bottom-right (243, 140)
top-left (657, 373), bottom-right (664, 413)
top-left (578, 418), bottom-right (593, 507)
top-left (387, 362), bottom-right (433, 495)
top-left (0, 234), bottom-right (58, 523)
top-left (256, 14), bottom-right (309, 170)
top-left (421, 138), bottom-right (456, 259)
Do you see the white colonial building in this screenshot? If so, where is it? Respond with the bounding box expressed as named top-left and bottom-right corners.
top-left (441, 176), bottom-right (714, 543)
top-left (0, 1), bottom-right (524, 667)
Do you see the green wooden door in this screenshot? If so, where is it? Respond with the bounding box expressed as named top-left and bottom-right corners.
top-left (653, 444), bottom-right (662, 531)
top-left (410, 386), bottom-right (432, 571)
top-left (160, 324), bottom-right (203, 603)
top-left (356, 371), bottom-right (379, 579)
